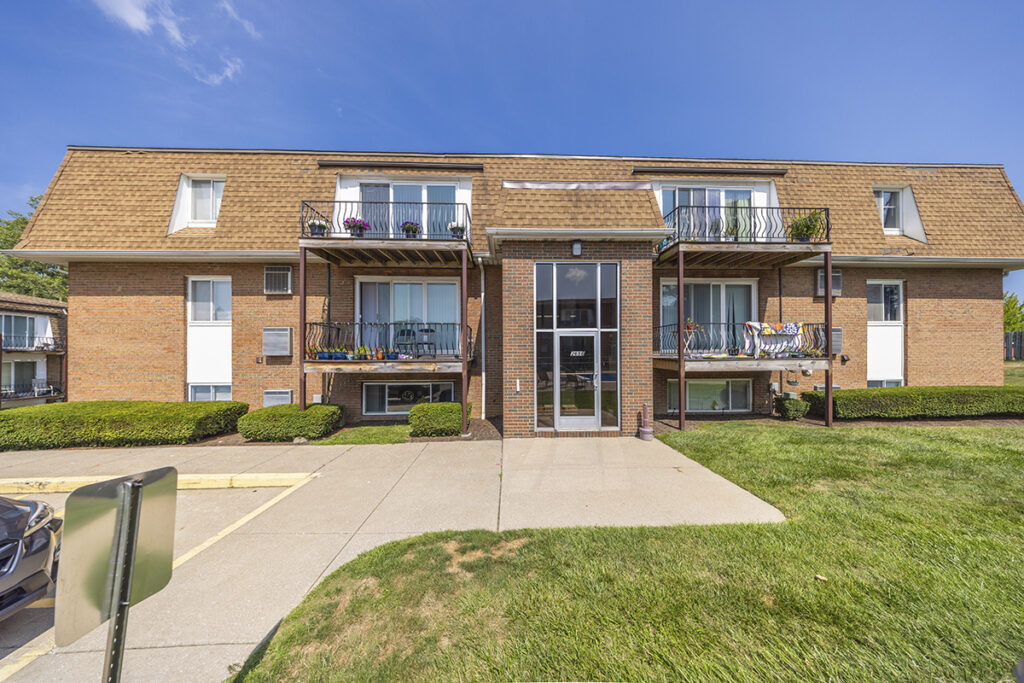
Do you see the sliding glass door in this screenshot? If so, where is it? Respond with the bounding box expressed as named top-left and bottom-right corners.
top-left (662, 187), bottom-right (753, 240)
top-left (660, 280), bottom-right (753, 353)
top-left (358, 279), bottom-right (460, 352)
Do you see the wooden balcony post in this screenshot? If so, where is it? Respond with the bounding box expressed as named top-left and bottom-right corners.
top-left (299, 247), bottom-right (307, 411)
top-left (677, 251), bottom-right (685, 430)
top-left (461, 248), bottom-right (469, 435)
top-left (824, 250), bottom-right (833, 427)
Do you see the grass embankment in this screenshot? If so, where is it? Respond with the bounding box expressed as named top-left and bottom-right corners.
top-left (1005, 360), bottom-right (1024, 385)
top-left (234, 423), bottom-right (1024, 681)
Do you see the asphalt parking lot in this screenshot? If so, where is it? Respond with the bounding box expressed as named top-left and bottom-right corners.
top-left (0, 438), bottom-right (782, 681)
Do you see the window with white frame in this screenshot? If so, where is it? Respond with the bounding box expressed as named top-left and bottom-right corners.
top-left (867, 283), bottom-right (902, 323)
top-left (189, 177), bottom-right (224, 224)
top-left (659, 279), bottom-right (755, 353)
top-left (189, 384), bottom-right (232, 401)
top-left (264, 266), bottom-right (292, 294)
top-left (189, 278), bottom-right (231, 322)
top-left (1, 360), bottom-right (37, 392)
top-left (357, 278), bottom-right (460, 352)
top-left (816, 269), bottom-right (842, 297)
top-left (661, 186), bottom-right (754, 239)
top-left (2, 315), bottom-right (36, 348)
top-left (867, 380), bottom-right (903, 388)
top-left (263, 389), bottom-right (292, 407)
top-left (667, 378), bottom-right (752, 413)
top-left (873, 189), bottom-right (902, 233)
top-left (358, 182), bottom-right (458, 237)
top-left (363, 382), bottom-right (454, 415)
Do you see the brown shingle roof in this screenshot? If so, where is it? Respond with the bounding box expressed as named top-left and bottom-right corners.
top-left (15, 147), bottom-right (1024, 259)
top-left (0, 291), bottom-right (67, 317)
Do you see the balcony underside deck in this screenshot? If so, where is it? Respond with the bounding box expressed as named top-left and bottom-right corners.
top-left (301, 238), bottom-right (473, 268)
top-left (653, 356), bottom-right (829, 373)
top-left (657, 241), bottom-right (831, 269)
top-left (305, 359), bottom-right (463, 374)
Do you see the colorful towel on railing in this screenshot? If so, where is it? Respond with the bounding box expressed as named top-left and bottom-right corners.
top-left (745, 321), bottom-right (803, 336)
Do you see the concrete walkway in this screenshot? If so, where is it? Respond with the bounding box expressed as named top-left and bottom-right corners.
top-left (2, 437), bottom-right (781, 682)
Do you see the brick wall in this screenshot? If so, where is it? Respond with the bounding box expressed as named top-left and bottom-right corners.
top-left (500, 241), bottom-right (653, 438)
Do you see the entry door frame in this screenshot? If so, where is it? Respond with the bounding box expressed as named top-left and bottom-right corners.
top-left (553, 329), bottom-right (600, 431)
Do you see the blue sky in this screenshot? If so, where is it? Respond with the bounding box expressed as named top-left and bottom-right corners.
top-left (3, 0), bottom-right (1024, 294)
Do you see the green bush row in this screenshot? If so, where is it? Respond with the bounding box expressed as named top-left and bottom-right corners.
top-left (408, 402), bottom-right (470, 437)
top-left (802, 386), bottom-right (1024, 420)
top-left (237, 404), bottom-right (343, 442)
top-left (0, 400), bottom-right (249, 451)
top-left (774, 396), bottom-right (810, 420)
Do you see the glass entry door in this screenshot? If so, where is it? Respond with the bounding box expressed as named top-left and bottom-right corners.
top-left (556, 333), bottom-right (598, 430)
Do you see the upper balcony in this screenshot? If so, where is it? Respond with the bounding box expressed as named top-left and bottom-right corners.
top-left (299, 200), bottom-right (473, 267)
top-left (656, 206), bottom-right (831, 268)
top-left (1, 335), bottom-right (66, 354)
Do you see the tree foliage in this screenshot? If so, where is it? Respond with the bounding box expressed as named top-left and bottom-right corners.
top-left (1005, 292), bottom-right (1024, 332)
top-left (0, 196), bottom-right (67, 301)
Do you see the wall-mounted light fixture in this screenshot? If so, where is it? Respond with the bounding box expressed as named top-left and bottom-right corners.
top-left (571, 240), bottom-right (583, 257)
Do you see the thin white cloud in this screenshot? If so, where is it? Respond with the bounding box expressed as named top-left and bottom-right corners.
top-left (220, 0), bottom-right (261, 39)
top-left (189, 56), bottom-right (244, 86)
top-left (91, 0), bottom-right (186, 46)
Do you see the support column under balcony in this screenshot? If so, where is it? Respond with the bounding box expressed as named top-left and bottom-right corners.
top-left (825, 251), bottom-right (833, 427)
top-left (299, 246), bottom-right (307, 411)
top-left (461, 248), bottom-right (469, 435)
top-left (677, 252), bottom-right (685, 430)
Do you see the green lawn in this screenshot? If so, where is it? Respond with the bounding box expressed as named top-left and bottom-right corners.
top-left (1005, 360), bottom-right (1024, 385)
top-left (233, 424), bottom-right (1024, 681)
top-left (315, 424), bottom-right (411, 445)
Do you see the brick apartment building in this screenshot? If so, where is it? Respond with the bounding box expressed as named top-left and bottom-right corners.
top-left (11, 147), bottom-right (1024, 436)
top-left (0, 291), bottom-right (66, 408)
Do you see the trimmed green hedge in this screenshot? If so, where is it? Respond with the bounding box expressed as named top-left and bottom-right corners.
top-left (803, 386), bottom-right (1024, 420)
top-left (409, 402), bottom-right (470, 437)
top-left (237, 404), bottom-right (343, 442)
top-left (775, 397), bottom-right (810, 421)
top-left (0, 400), bottom-right (249, 451)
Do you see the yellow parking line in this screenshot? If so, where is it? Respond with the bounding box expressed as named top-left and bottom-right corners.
top-left (0, 473), bottom-right (312, 494)
top-left (0, 475), bottom-right (317, 680)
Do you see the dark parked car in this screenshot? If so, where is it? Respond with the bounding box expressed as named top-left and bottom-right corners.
top-left (0, 496), bottom-right (61, 620)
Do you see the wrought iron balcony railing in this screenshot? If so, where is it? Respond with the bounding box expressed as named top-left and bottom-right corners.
top-left (0, 336), bottom-right (66, 353)
top-left (659, 206), bottom-right (830, 250)
top-left (654, 322), bottom-right (828, 359)
top-left (1, 380), bottom-right (63, 399)
top-left (301, 201), bottom-right (471, 241)
top-left (306, 321), bottom-right (473, 360)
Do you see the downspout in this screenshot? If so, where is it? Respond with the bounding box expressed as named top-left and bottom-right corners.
top-left (478, 257), bottom-right (486, 420)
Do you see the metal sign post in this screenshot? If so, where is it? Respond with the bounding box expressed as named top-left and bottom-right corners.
top-left (55, 467), bottom-right (177, 682)
top-left (103, 480), bottom-right (143, 682)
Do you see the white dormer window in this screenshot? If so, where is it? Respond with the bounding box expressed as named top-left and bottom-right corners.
top-left (190, 178), bottom-right (224, 223)
top-left (874, 189), bottom-right (902, 233)
top-left (168, 174), bottom-right (226, 234)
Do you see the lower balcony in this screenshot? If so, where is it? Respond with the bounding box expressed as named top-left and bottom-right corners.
top-left (303, 321), bottom-right (473, 374)
top-left (1, 380), bottom-right (63, 401)
top-left (653, 322), bottom-right (829, 372)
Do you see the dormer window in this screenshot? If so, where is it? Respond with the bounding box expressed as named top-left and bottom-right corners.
top-left (190, 178), bottom-right (224, 223)
top-left (874, 189), bottom-right (902, 233)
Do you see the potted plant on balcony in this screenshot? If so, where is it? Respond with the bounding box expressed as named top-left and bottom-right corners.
top-left (316, 346), bottom-right (331, 360)
top-left (386, 348), bottom-right (399, 360)
top-left (343, 217), bottom-right (370, 238)
top-left (723, 224), bottom-right (739, 242)
top-left (789, 211), bottom-right (822, 242)
top-left (375, 347), bottom-right (385, 360)
top-left (400, 221), bottom-right (421, 238)
top-left (447, 222), bottom-right (467, 240)
top-left (307, 220), bottom-right (328, 237)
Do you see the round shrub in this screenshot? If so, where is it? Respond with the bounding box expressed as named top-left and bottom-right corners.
top-left (0, 400), bottom-right (249, 451)
top-left (775, 396), bottom-right (809, 421)
top-left (237, 404), bottom-right (343, 442)
top-left (408, 402), bottom-right (469, 437)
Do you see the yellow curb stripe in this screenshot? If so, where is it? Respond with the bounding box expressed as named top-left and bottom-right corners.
top-left (0, 473), bottom-right (313, 494)
top-left (0, 477), bottom-right (316, 680)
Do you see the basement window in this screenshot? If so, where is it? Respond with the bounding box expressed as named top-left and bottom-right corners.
top-left (189, 384), bottom-right (232, 401)
top-left (362, 382), bottom-right (454, 416)
top-left (263, 389), bottom-right (293, 407)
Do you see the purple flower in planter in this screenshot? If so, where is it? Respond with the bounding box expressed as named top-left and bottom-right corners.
top-left (343, 217), bottom-right (371, 234)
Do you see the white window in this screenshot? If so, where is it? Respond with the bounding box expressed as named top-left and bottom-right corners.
top-left (189, 278), bottom-right (231, 323)
top-left (263, 389), bottom-right (292, 407)
top-left (2, 361), bottom-right (37, 393)
top-left (357, 182), bottom-right (459, 237)
top-left (874, 189), bottom-right (902, 233)
top-left (867, 380), bottom-right (903, 388)
top-left (816, 269), bottom-right (842, 297)
top-left (189, 384), bottom-right (232, 401)
top-left (867, 283), bottom-right (902, 322)
top-left (659, 279), bottom-right (755, 353)
top-left (362, 382), bottom-right (454, 415)
top-left (264, 266), bottom-right (292, 294)
top-left (661, 186), bottom-right (754, 239)
top-left (2, 315), bottom-right (36, 348)
top-left (667, 378), bottom-right (752, 413)
top-left (189, 178), bottom-right (224, 223)
top-left (357, 278), bottom-right (460, 352)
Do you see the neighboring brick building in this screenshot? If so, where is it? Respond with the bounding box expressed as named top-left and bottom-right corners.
top-left (0, 291), bottom-right (67, 408)
top-left (11, 147), bottom-right (1024, 436)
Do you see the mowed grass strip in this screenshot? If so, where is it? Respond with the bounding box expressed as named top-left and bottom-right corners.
top-left (233, 424), bottom-right (1024, 681)
top-left (1005, 360), bottom-right (1024, 385)
top-left (316, 424), bottom-right (411, 445)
